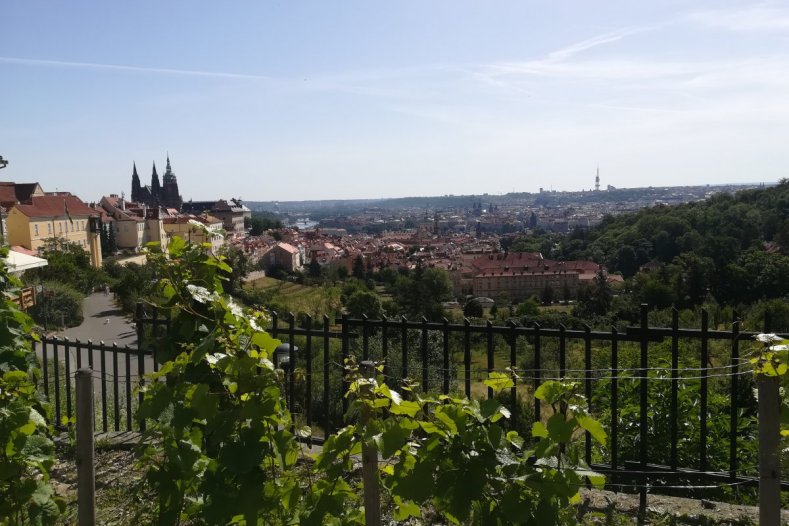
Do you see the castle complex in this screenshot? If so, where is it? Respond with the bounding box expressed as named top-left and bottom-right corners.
top-left (131, 155), bottom-right (183, 210)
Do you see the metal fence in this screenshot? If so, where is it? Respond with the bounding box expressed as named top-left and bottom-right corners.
top-left (39, 302), bottom-right (788, 494)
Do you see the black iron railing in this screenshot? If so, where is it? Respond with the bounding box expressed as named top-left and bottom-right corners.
top-left (38, 302), bottom-right (788, 494)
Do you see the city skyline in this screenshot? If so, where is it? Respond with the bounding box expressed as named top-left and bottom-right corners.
top-left (3, 1), bottom-right (789, 201)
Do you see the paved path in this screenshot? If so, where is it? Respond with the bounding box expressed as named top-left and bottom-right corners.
top-left (36, 293), bottom-right (153, 400)
top-left (56, 292), bottom-right (137, 347)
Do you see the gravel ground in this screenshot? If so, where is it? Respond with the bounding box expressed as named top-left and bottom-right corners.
top-left (49, 443), bottom-right (786, 525)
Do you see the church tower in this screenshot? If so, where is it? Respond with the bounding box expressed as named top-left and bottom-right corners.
top-left (595, 166), bottom-right (600, 192)
top-left (160, 154), bottom-right (183, 210)
top-left (131, 162), bottom-right (142, 202)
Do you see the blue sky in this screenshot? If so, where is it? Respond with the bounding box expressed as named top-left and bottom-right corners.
top-left (2, 1), bottom-right (789, 201)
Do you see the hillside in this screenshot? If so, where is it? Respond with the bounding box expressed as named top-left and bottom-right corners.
top-left (548, 180), bottom-right (789, 308)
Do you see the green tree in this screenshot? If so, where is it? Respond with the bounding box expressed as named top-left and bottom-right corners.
top-left (540, 285), bottom-right (554, 305)
top-left (107, 223), bottom-right (118, 253)
top-left (516, 296), bottom-right (540, 317)
top-left (308, 257), bottom-right (321, 278)
top-left (352, 254), bottom-right (365, 279)
top-left (344, 290), bottom-right (382, 319)
top-left (464, 298), bottom-right (483, 318)
top-left (28, 281), bottom-right (85, 328)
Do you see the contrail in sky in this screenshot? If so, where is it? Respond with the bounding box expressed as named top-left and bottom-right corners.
top-left (0, 56), bottom-right (274, 81)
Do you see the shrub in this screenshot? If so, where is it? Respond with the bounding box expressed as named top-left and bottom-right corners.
top-left (28, 281), bottom-right (84, 328)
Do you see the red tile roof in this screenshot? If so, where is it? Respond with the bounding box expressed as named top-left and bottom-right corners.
top-left (14, 194), bottom-right (97, 219)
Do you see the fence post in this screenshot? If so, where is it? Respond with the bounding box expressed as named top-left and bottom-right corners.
top-left (360, 360), bottom-right (381, 526)
top-left (75, 368), bottom-right (95, 526)
top-left (758, 374), bottom-right (780, 526)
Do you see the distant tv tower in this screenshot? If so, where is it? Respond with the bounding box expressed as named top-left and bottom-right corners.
top-left (595, 166), bottom-right (600, 192)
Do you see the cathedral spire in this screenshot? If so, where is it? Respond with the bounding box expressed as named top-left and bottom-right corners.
top-left (131, 162), bottom-right (142, 202)
top-left (151, 161), bottom-right (161, 197)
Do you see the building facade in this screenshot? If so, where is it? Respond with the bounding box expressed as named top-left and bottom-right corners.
top-left (6, 193), bottom-right (102, 267)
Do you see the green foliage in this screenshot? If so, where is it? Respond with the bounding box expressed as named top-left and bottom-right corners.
top-left (515, 296), bottom-right (540, 317)
top-left (28, 281), bottom-right (85, 329)
top-left (137, 237), bottom-right (296, 524)
top-left (464, 298), bottom-right (484, 318)
top-left (25, 238), bottom-right (105, 294)
top-left (332, 369), bottom-right (606, 525)
top-left (137, 241), bottom-right (605, 524)
top-left (344, 290), bottom-right (382, 319)
top-left (104, 261), bottom-right (158, 314)
top-left (218, 245), bottom-right (250, 294)
top-left (555, 181), bottom-right (789, 308)
top-left (246, 212), bottom-right (283, 236)
top-left (0, 250), bottom-right (63, 524)
top-left (391, 266), bottom-right (453, 320)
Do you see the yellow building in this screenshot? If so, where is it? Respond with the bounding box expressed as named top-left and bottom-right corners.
top-left (6, 193), bottom-right (102, 267)
top-left (162, 214), bottom-right (225, 254)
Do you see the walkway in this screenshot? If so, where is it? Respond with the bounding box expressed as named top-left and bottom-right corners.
top-left (56, 292), bottom-right (137, 347)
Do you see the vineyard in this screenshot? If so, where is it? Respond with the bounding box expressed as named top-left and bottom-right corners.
top-left (2, 239), bottom-right (788, 525)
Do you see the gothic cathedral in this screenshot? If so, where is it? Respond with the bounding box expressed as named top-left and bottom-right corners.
top-left (131, 155), bottom-right (183, 210)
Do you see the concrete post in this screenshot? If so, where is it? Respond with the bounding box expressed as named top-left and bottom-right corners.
top-left (758, 374), bottom-right (780, 526)
top-left (76, 368), bottom-right (95, 525)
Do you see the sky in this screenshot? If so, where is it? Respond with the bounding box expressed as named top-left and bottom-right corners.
top-left (2, 1), bottom-right (789, 202)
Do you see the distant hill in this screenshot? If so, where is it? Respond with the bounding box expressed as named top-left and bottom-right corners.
top-left (244, 183), bottom-right (764, 214)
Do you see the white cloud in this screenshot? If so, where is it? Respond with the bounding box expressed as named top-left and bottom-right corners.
top-left (687, 4), bottom-right (789, 32)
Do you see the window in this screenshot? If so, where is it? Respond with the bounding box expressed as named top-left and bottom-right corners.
top-left (58, 223), bottom-right (62, 234)
top-left (47, 223), bottom-right (51, 235)
top-left (34, 224), bottom-right (39, 237)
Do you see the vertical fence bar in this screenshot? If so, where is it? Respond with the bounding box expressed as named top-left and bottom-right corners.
top-left (421, 317), bottom-right (429, 392)
top-left (288, 313), bottom-right (296, 415)
top-left (323, 315), bottom-right (330, 438)
top-left (401, 316), bottom-right (408, 381)
top-left (271, 311), bottom-right (279, 339)
top-left (442, 318), bottom-right (450, 395)
top-left (611, 327), bottom-right (618, 471)
top-left (670, 308), bottom-right (679, 471)
top-left (558, 325), bottom-right (566, 378)
top-left (381, 316), bottom-right (389, 380)
top-left (54, 338), bottom-right (61, 426)
top-left (509, 321), bottom-right (517, 427)
top-left (138, 343), bottom-right (146, 432)
top-left (362, 315), bottom-right (369, 361)
top-left (100, 342), bottom-right (107, 433)
top-left (638, 304), bottom-right (649, 521)
top-left (341, 315), bottom-right (349, 418)
top-left (135, 301), bottom-right (145, 359)
top-left (65, 337), bottom-right (72, 420)
top-left (76, 339), bottom-right (82, 369)
top-left (85, 340), bottom-right (93, 431)
top-left (42, 339), bottom-right (49, 399)
top-left (584, 325), bottom-right (592, 465)
top-left (486, 321), bottom-right (494, 400)
top-left (463, 319), bottom-right (471, 397)
top-left (306, 315), bottom-right (313, 431)
top-left (112, 343), bottom-right (120, 432)
top-left (700, 309), bottom-right (709, 472)
top-left (125, 347), bottom-right (132, 431)
top-left (533, 323), bottom-right (541, 422)
top-left (729, 312), bottom-right (740, 480)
